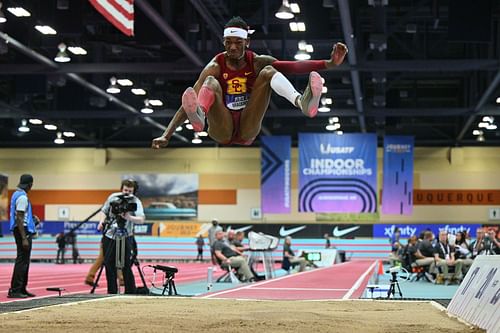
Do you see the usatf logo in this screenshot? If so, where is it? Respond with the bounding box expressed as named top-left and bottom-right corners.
top-left (226, 77), bottom-right (247, 94)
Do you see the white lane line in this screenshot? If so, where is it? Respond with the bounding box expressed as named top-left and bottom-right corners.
top-left (342, 260), bottom-right (378, 300)
top-left (250, 287), bottom-right (350, 291)
top-left (199, 261), bottom-right (357, 299)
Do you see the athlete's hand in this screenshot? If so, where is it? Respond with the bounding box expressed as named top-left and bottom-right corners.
top-left (151, 136), bottom-right (170, 149)
top-left (330, 42), bottom-right (348, 66)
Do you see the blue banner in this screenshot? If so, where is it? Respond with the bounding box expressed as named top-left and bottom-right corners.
top-left (261, 136), bottom-right (291, 214)
top-left (373, 224), bottom-right (483, 238)
top-left (298, 133), bottom-right (377, 213)
top-left (382, 136), bottom-right (414, 215)
top-left (1, 221), bottom-right (153, 235)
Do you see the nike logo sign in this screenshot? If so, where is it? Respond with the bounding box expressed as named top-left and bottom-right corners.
top-left (333, 226), bottom-right (360, 237)
top-left (230, 30), bottom-right (237, 33)
top-left (226, 225), bottom-right (253, 233)
top-left (245, 72), bottom-right (252, 75)
top-left (279, 225), bottom-right (306, 237)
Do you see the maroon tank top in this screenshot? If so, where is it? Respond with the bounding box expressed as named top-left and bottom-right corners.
top-left (215, 50), bottom-right (256, 111)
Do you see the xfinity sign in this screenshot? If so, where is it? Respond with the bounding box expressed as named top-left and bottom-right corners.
top-left (374, 224), bottom-right (482, 238)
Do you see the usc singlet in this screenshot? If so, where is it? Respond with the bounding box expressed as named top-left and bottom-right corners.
top-left (215, 50), bottom-right (257, 145)
top-left (215, 50), bottom-right (257, 111)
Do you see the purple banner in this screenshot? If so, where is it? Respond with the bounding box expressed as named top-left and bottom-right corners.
top-left (261, 136), bottom-right (291, 213)
top-left (299, 133), bottom-right (377, 213)
top-left (382, 136), bottom-right (414, 215)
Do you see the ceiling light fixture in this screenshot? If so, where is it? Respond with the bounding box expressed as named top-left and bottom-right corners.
top-left (140, 99), bottom-right (153, 114)
top-left (7, 6), bottom-right (31, 17)
top-left (175, 126), bottom-right (183, 132)
top-left (34, 25), bottom-right (57, 35)
top-left (148, 99), bottom-right (163, 106)
top-left (318, 104), bottom-right (331, 113)
top-left (67, 46), bottom-right (87, 55)
top-left (54, 42), bottom-right (71, 63)
top-left (44, 124), bottom-right (57, 130)
top-left (275, 0), bottom-right (294, 20)
top-left (290, 3), bottom-right (300, 13)
top-left (322, 97), bottom-right (333, 105)
top-left (18, 119), bottom-right (30, 133)
top-left (0, 2), bottom-right (6, 23)
top-left (472, 130), bottom-right (483, 136)
top-left (294, 50), bottom-right (310, 60)
top-left (476, 134), bottom-right (485, 142)
top-left (486, 124), bottom-right (497, 130)
top-left (191, 133), bottom-right (202, 144)
top-left (63, 131), bottom-right (75, 137)
top-left (117, 79), bottom-right (133, 86)
top-left (29, 118), bottom-right (43, 125)
top-left (131, 88), bottom-right (146, 95)
top-left (106, 77), bottom-right (120, 94)
top-left (185, 123), bottom-right (194, 130)
top-left (326, 123), bottom-right (340, 131)
top-left (198, 131), bottom-right (208, 137)
top-left (54, 132), bottom-right (65, 144)
top-left (482, 116), bottom-right (494, 123)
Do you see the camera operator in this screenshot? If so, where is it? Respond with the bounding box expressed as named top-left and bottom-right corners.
top-left (97, 179), bottom-right (145, 294)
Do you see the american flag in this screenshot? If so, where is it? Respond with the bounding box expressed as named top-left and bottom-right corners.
top-left (89, 0), bottom-right (134, 36)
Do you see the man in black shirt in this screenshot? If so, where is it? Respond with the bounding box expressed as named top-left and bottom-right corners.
top-left (415, 231), bottom-right (438, 274)
top-left (213, 230), bottom-right (254, 282)
top-left (434, 230), bottom-right (463, 284)
top-left (283, 236), bottom-right (307, 272)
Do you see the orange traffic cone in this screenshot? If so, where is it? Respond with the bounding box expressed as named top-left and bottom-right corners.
top-left (377, 260), bottom-right (384, 275)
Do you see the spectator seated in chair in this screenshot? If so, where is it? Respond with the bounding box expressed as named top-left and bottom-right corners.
top-left (213, 230), bottom-right (255, 282)
top-left (282, 236), bottom-right (307, 273)
top-left (433, 230), bottom-right (463, 285)
top-left (414, 231), bottom-right (444, 283)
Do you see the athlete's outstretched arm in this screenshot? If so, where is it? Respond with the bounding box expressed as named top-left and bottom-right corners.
top-left (151, 60), bottom-right (220, 149)
top-left (270, 42), bottom-right (348, 74)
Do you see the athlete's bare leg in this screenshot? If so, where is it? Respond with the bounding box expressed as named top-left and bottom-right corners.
top-left (238, 65), bottom-right (277, 141)
top-left (202, 76), bottom-right (236, 143)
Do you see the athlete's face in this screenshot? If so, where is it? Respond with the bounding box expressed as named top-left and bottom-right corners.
top-left (223, 37), bottom-right (248, 60)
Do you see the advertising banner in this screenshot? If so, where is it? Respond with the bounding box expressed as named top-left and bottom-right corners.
top-left (373, 223), bottom-right (483, 238)
top-left (299, 133), bottom-right (377, 213)
top-left (261, 136), bottom-right (291, 214)
top-left (382, 136), bottom-right (414, 215)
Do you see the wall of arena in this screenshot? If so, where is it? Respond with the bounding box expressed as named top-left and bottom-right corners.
top-left (0, 146), bottom-right (499, 224)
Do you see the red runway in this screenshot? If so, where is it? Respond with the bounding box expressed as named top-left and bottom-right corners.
top-left (200, 260), bottom-right (378, 300)
top-left (0, 262), bottom-right (213, 304)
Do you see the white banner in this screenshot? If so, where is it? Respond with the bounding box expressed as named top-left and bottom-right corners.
top-left (447, 255), bottom-right (500, 333)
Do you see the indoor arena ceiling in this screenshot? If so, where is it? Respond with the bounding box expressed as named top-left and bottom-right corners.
top-left (0, 0), bottom-right (500, 148)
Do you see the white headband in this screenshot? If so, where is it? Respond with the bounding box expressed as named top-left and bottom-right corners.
top-left (223, 27), bottom-right (251, 39)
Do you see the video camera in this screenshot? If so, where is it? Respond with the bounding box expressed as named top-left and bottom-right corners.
top-left (109, 194), bottom-right (138, 215)
top-left (108, 194), bottom-right (137, 229)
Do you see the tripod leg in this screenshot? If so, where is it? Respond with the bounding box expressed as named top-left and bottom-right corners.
top-left (396, 282), bottom-right (403, 298)
top-left (91, 264), bottom-right (105, 294)
top-left (386, 283), bottom-right (393, 299)
top-left (171, 280), bottom-right (177, 295)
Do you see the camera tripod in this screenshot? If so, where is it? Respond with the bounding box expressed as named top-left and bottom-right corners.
top-left (91, 221), bottom-right (145, 294)
top-left (386, 271), bottom-right (403, 299)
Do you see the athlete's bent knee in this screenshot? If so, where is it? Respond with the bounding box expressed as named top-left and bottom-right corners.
top-left (258, 65), bottom-right (278, 82)
top-left (203, 76), bottom-right (222, 92)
